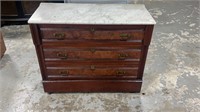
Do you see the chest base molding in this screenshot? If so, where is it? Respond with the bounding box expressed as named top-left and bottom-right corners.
top-left (43, 80), bottom-right (142, 93)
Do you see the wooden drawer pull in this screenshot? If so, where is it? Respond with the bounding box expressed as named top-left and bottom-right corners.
top-left (116, 70), bottom-right (126, 75)
top-left (120, 33), bottom-right (131, 41)
top-left (57, 52), bottom-right (68, 59)
top-left (53, 33), bottom-right (65, 40)
top-left (60, 71), bottom-right (69, 76)
top-left (118, 53), bottom-right (128, 60)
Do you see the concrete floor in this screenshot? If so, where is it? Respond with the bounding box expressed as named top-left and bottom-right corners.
top-left (0, 1), bottom-right (200, 112)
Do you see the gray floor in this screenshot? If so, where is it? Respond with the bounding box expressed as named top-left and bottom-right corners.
top-left (0, 1), bottom-right (200, 112)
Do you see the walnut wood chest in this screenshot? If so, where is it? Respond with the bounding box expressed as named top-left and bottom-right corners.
top-left (28, 3), bottom-right (156, 93)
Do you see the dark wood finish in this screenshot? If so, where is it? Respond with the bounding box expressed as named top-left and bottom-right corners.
top-left (29, 24), bottom-right (154, 93)
top-left (1, 1), bottom-right (41, 24)
top-left (1, 1), bottom-right (18, 15)
top-left (29, 25), bottom-right (46, 80)
top-left (42, 41), bottom-right (143, 47)
top-left (0, 32), bottom-right (6, 58)
top-left (46, 67), bottom-right (138, 77)
top-left (137, 25), bottom-right (154, 79)
top-left (144, 25), bottom-right (154, 46)
top-left (45, 60), bottom-right (139, 67)
top-left (43, 48), bottom-right (141, 60)
top-left (43, 80), bottom-right (142, 92)
top-left (22, 1), bottom-right (45, 15)
top-left (29, 25), bottom-right (42, 45)
top-left (40, 28), bottom-right (144, 40)
top-left (1, 1), bottom-right (63, 25)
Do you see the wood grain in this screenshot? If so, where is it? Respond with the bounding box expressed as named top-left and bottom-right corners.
top-left (40, 28), bottom-right (144, 41)
top-left (43, 80), bottom-right (142, 93)
top-left (29, 24), bottom-right (154, 93)
top-left (43, 48), bottom-right (141, 60)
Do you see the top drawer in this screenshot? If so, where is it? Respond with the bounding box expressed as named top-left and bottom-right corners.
top-left (39, 25), bottom-right (145, 41)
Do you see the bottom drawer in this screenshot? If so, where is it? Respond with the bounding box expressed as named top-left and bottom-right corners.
top-left (46, 67), bottom-right (138, 79)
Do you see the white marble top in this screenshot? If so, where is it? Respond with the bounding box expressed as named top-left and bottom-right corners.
top-left (28, 3), bottom-right (156, 25)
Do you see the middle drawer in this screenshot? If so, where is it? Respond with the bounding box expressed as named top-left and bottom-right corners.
top-left (43, 47), bottom-right (141, 61)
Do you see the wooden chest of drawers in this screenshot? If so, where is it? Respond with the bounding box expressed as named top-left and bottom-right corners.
top-left (29, 3), bottom-right (155, 93)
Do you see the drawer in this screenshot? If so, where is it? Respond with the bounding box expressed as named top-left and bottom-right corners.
top-left (45, 60), bottom-right (139, 79)
top-left (45, 60), bottom-right (139, 68)
top-left (42, 41), bottom-right (143, 47)
top-left (46, 67), bottom-right (138, 79)
top-left (43, 47), bottom-right (141, 61)
top-left (40, 28), bottom-right (144, 41)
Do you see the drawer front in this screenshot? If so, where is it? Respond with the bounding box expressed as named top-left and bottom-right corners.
top-left (43, 47), bottom-right (141, 61)
top-left (40, 29), bottom-right (144, 41)
top-left (45, 60), bottom-right (139, 79)
top-left (42, 41), bottom-right (143, 48)
top-left (46, 68), bottom-right (138, 77)
top-left (38, 25), bottom-right (146, 80)
top-left (45, 60), bottom-right (139, 67)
